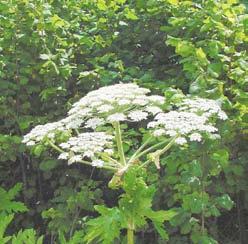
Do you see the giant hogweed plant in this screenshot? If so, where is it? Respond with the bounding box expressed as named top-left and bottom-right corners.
top-left (23, 83), bottom-right (227, 243)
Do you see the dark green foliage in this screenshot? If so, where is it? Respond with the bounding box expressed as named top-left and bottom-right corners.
top-left (0, 0), bottom-right (247, 243)
top-left (0, 184), bottom-right (43, 243)
top-left (84, 167), bottom-right (176, 243)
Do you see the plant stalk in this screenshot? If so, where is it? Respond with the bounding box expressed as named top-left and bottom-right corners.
top-left (131, 138), bottom-right (171, 162)
top-left (127, 220), bottom-right (134, 244)
top-left (48, 140), bottom-right (64, 153)
top-left (128, 136), bottom-right (152, 164)
top-left (113, 122), bottom-right (126, 165)
top-left (127, 228), bottom-right (134, 244)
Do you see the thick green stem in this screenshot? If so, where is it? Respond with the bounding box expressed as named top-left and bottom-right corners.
top-left (127, 220), bottom-right (134, 244)
top-left (113, 122), bottom-right (126, 165)
top-left (127, 228), bottom-right (134, 244)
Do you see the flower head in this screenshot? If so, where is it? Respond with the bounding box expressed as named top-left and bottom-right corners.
top-left (179, 98), bottom-right (227, 120)
top-left (59, 132), bottom-right (113, 162)
top-left (67, 83), bottom-right (164, 126)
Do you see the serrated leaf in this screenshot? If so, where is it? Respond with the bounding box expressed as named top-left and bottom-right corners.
top-left (153, 222), bottom-right (169, 240)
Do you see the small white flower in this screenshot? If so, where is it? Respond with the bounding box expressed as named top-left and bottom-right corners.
top-left (97, 104), bottom-right (114, 113)
top-left (85, 118), bottom-right (105, 129)
top-left (128, 110), bottom-right (148, 121)
top-left (90, 101), bottom-right (103, 107)
top-left (189, 133), bottom-right (202, 142)
top-left (209, 134), bottom-right (221, 140)
top-left (153, 129), bottom-right (166, 137)
top-left (60, 142), bottom-right (70, 149)
top-left (107, 113), bottom-right (127, 122)
top-left (83, 151), bottom-right (94, 158)
top-left (165, 130), bottom-right (177, 137)
top-left (148, 95), bottom-right (165, 104)
top-left (47, 133), bottom-right (55, 139)
top-left (175, 137), bottom-right (187, 145)
top-left (147, 121), bottom-right (157, 128)
top-left (204, 125), bottom-right (218, 133)
top-left (68, 155), bottom-right (82, 165)
top-left (26, 141), bottom-right (35, 146)
top-left (146, 106), bottom-right (162, 115)
top-left (65, 118), bottom-right (83, 129)
top-left (92, 159), bottom-right (104, 167)
top-left (132, 98), bottom-right (148, 106)
top-left (58, 132), bottom-right (113, 161)
top-left (118, 99), bottom-right (130, 105)
top-left (180, 98), bottom-right (227, 121)
top-left (218, 111), bottom-right (228, 120)
top-left (58, 152), bottom-right (69, 160)
top-left (104, 149), bottom-right (114, 155)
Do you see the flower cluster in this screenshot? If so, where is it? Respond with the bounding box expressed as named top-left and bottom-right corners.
top-left (67, 83), bottom-right (164, 127)
top-left (22, 121), bottom-right (66, 146)
top-left (22, 83), bottom-right (162, 167)
top-left (23, 83), bottom-right (164, 147)
top-left (148, 97), bottom-right (227, 145)
top-left (58, 132), bottom-right (113, 166)
top-left (23, 83), bottom-right (227, 168)
top-left (179, 98), bottom-right (228, 120)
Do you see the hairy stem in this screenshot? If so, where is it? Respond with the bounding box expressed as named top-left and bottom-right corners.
top-left (127, 220), bottom-right (134, 244)
top-left (113, 122), bottom-right (126, 165)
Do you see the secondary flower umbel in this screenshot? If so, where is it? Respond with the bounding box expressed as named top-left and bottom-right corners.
top-left (148, 96), bottom-right (227, 145)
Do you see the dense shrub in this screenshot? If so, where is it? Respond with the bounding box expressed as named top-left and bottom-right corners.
top-left (0, 0), bottom-right (247, 243)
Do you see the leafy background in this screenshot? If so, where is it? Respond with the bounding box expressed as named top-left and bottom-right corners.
top-left (0, 0), bottom-right (247, 243)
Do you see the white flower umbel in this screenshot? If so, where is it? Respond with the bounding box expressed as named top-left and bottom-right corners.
top-left (22, 121), bottom-right (66, 146)
top-left (180, 98), bottom-right (228, 120)
top-left (128, 110), bottom-right (148, 121)
top-left (67, 83), bottom-right (164, 126)
top-left (148, 111), bottom-right (219, 144)
top-left (107, 113), bottom-right (127, 123)
top-left (59, 132), bottom-right (113, 162)
top-left (85, 118), bottom-right (105, 129)
top-left (147, 96), bottom-right (227, 145)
